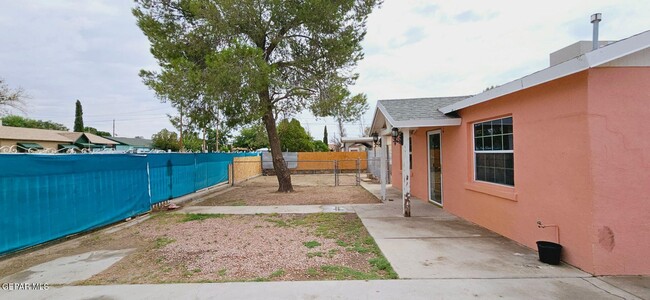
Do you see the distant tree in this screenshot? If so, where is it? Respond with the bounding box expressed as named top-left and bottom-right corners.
top-left (1, 115), bottom-right (68, 131)
top-left (484, 85), bottom-right (496, 92)
top-left (206, 127), bottom-right (232, 152)
top-left (278, 119), bottom-right (314, 152)
top-left (134, 0), bottom-right (380, 192)
top-left (151, 129), bottom-right (179, 151)
top-left (0, 78), bottom-right (27, 115)
top-left (182, 132), bottom-right (203, 152)
top-left (313, 140), bottom-right (329, 152)
top-left (73, 100), bottom-right (84, 132)
top-left (233, 124), bottom-right (269, 151)
top-left (323, 126), bottom-right (328, 145)
top-left (311, 87), bottom-right (369, 147)
top-left (84, 126), bottom-right (111, 137)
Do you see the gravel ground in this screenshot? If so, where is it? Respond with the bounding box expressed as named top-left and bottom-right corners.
top-left (72, 213), bottom-right (395, 284)
top-left (193, 175), bottom-right (380, 206)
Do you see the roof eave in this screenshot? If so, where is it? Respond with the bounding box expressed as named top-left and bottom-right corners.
top-left (393, 118), bottom-right (462, 128)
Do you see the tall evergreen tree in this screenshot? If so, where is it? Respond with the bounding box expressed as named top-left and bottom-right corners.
top-left (134, 0), bottom-right (380, 192)
top-left (323, 126), bottom-right (328, 144)
top-left (73, 100), bottom-right (84, 132)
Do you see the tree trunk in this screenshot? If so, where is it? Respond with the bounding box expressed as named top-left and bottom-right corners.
top-left (260, 91), bottom-right (293, 192)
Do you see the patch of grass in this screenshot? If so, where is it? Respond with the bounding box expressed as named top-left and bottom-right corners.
top-left (154, 237), bottom-right (175, 248)
top-left (252, 277), bottom-right (269, 282)
top-left (306, 267), bottom-right (319, 277)
top-left (269, 269), bottom-right (285, 278)
top-left (320, 265), bottom-right (381, 280)
top-left (226, 200), bottom-right (247, 206)
top-left (307, 251), bottom-right (324, 258)
top-left (218, 269), bottom-right (227, 276)
top-left (369, 257), bottom-right (398, 279)
top-left (181, 213), bottom-right (226, 222)
top-left (336, 239), bottom-right (348, 247)
top-left (303, 240), bottom-right (321, 248)
top-left (327, 249), bottom-right (339, 258)
top-left (192, 268), bottom-right (202, 273)
top-left (264, 218), bottom-right (289, 227)
top-left (346, 242), bottom-right (371, 254)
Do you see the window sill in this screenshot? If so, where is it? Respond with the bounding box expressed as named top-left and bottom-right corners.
top-left (464, 182), bottom-right (517, 202)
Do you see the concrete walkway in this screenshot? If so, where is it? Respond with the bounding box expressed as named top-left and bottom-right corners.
top-left (2, 183), bottom-right (647, 300)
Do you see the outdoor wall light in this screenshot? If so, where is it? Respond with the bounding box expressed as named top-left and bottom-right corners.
top-left (391, 128), bottom-right (403, 145)
top-left (372, 132), bottom-right (381, 147)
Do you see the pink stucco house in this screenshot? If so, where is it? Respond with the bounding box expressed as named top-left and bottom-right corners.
top-left (370, 30), bottom-right (650, 275)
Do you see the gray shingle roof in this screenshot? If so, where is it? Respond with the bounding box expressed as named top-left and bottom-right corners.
top-left (106, 137), bottom-right (152, 147)
top-left (378, 96), bottom-right (470, 122)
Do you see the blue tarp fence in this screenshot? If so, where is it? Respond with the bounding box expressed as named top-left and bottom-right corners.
top-left (0, 152), bottom-right (257, 255)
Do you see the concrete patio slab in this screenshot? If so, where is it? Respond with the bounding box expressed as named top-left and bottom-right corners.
top-left (361, 217), bottom-right (499, 239)
top-left (598, 276), bottom-right (650, 299)
top-left (1, 278), bottom-right (637, 300)
top-left (375, 237), bottom-right (588, 279)
top-left (0, 249), bottom-right (133, 285)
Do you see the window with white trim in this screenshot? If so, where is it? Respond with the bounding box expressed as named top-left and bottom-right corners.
top-left (474, 117), bottom-right (514, 186)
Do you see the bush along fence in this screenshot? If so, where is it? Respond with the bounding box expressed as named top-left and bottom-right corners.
top-left (0, 152), bottom-right (258, 255)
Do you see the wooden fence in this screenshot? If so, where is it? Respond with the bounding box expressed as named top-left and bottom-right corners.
top-left (296, 152), bottom-right (367, 170)
top-left (232, 155), bottom-right (262, 183)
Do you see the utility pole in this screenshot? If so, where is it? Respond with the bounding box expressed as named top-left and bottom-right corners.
top-left (112, 119), bottom-right (115, 137)
top-left (179, 102), bottom-right (184, 152)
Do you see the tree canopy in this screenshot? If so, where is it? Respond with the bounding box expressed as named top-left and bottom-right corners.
top-left (1, 115), bottom-right (68, 131)
top-left (84, 126), bottom-right (111, 137)
top-left (233, 123), bottom-right (269, 150)
top-left (0, 78), bottom-right (26, 116)
top-left (74, 100), bottom-right (84, 132)
top-left (151, 129), bottom-right (180, 151)
top-left (134, 0), bottom-right (380, 192)
top-left (277, 118), bottom-right (314, 152)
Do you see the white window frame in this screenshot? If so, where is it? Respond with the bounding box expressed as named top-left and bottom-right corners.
top-left (472, 116), bottom-right (514, 187)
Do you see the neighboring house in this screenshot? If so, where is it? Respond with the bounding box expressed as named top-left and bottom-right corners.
top-left (340, 137), bottom-right (373, 152)
top-left (0, 126), bottom-right (117, 152)
top-left (105, 136), bottom-right (153, 152)
top-left (370, 31), bottom-right (650, 276)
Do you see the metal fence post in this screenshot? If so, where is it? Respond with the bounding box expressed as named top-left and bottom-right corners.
top-left (231, 160), bottom-right (236, 186)
top-left (334, 160), bottom-right (339, 186)
top-left (356, 158), bottom-right (361, 186)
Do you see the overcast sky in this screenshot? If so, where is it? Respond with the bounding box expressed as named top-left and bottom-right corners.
top-left (1, 0), bottom-right (649, 140)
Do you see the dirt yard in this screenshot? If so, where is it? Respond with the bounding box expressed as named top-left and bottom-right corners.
top-left (0, 212), bottom-right (396, 284)
top-left (193, 175), bottom-right (381, 206)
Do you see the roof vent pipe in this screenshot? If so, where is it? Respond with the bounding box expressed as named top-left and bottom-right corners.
top-left (591, 13), bottom-right (602, 50)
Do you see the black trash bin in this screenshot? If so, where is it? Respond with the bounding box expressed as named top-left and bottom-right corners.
top-left (537, 241), bottom-right (562, 265)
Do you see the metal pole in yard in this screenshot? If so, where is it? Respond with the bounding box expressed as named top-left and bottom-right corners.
top-left (231, 160), bottom-right (236, 186)
top-left (356, 158), bottom-right (361, 186)
top-left (334, 160), bottom-right (338, 186)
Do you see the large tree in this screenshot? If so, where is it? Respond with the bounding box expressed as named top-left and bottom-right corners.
top-left (134, 0), bottom-right (380, 192)
top-left (151, 129), bottom-right (180, 151)
top-left (0, 78), bottom-right (26, 115)
top-left (74, 100), bottom-right (84, 132)
top-left (277, 118), bottom-right (314, 152)
top-left (233, 123), bottom-right (269, 150)
top-left (1, 115), bottom-right (68, 131)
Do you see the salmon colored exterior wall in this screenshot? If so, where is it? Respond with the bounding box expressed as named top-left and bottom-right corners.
top-left (587, 67), bottom-right (650, 275)
top-left (391, 68), bottom-right (650, 275)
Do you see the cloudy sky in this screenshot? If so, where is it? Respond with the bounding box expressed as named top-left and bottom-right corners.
top-left (1, 0), bottom-right (649, 140)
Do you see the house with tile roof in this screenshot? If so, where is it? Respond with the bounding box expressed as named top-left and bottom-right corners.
top-left (0, 125), bottom-right (117, 152)
top-left (370, 30), bottom-right (650, 275)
